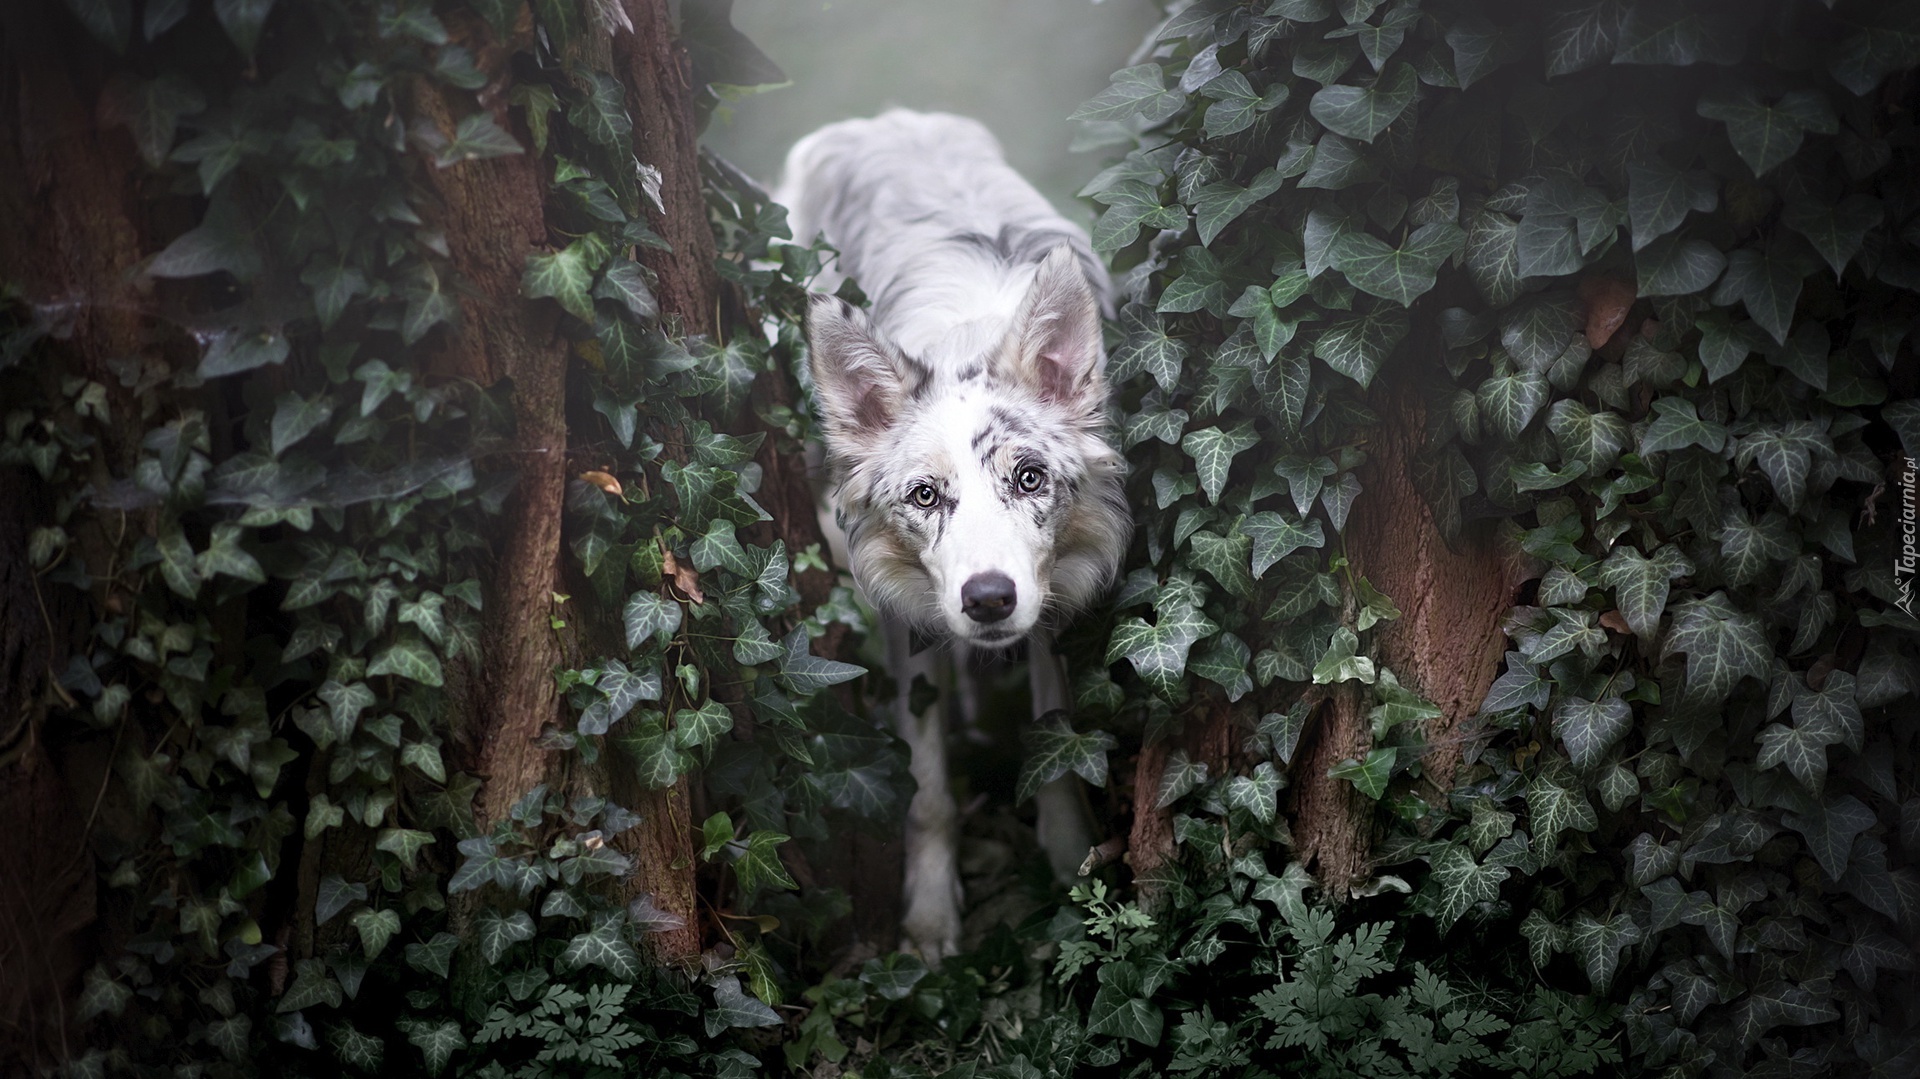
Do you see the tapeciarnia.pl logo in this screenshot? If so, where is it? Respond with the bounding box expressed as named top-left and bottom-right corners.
top-left (1899, 456), bottom-right (1917, 617)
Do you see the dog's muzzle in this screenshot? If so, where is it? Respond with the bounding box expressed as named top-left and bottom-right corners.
top-left (961, 572), bottom-right (1017, 623)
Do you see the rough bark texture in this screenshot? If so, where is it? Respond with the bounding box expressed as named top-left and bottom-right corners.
top-left (1287, 685), bottom-right (1375, 893)
top-left (0, 472), bottom-right (92, 1072)
top-left (397, 1), bottom-right (718, 963)
top-left (1126, 696), bottom-right (1241, 903)
top-left (411, 78), bottom-right (575, 836)
top-left (616, 0), bottom-right (720, 338)
top-left (1345, 380), bottom-right (1531, 795)
top-left (1286, 375), bottom-right (1531, 894)
top-left (0, 9), bottom-right (154, 1066)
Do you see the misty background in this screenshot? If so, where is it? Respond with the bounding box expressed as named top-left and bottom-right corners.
top-left (700, 0), bottom-right (1164, 221)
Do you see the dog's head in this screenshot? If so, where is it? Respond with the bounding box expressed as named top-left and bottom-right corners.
top-left (807, 246), bottom-right (1130, 647)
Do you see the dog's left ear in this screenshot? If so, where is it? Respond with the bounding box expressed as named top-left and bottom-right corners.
top-left (1001, 246), bottom-right (1105, 409)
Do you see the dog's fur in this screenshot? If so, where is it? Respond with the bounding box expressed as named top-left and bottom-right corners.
top-left (778, 110), bottom-right (1130, 958)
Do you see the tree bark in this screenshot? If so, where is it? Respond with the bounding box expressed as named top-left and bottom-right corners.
top-left (1286, 375), bottom-right (1530, 895)
top-left (0, 7), bottom-right (159, 1065)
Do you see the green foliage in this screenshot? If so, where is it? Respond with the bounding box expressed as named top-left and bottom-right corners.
top-left (8, 0), bottom-right (900, 1074)
top-left (1055, 0), bottom-right (1920, 1075)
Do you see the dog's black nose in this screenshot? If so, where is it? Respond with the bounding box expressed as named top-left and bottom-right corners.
top-left (961, 572), bottom-right (1017, 623)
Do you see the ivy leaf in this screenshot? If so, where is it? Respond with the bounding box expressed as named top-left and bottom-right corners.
top-left (1298, 131), bottom-right (1379, 190)
top-left (1016, 713), bottom-right (1118, 803)
top-left (1736, 422), bottom-right (1828, 512)
top-left (1547, 399), bottom-right (1628, 471)
top-left (1312, 626), bottom-right (1377, 685)
top-left (778, 626), bottom-right (865, 695)
top-left (594, 259), bottom-right (658, 320)
top-left (199, 327), bottom-right (290, 378)
top-left (1463, 209), bottom-right (1524, 307)
top-left (1781, 194), bottom-right (1882, 278)
top-left (405, 1020), bottom-right (464, 1077)
top-left (1428, 843), bottom-right (1508, 931)
top-left (623, 590), bottom-right (682, 648)
top-left (1625, 163), bottom-right (1716, 252)
top-left (374, 827), bottom-right (434, 870)
top-left (1664, 592), bottom-right (1769, 702)
top-left (1192, 169), bottom-right (1284, 246)
top-left (1072, 63), bottom-right (1185, 124)
top-left (1369, 670), bottom-right (1441, 737)
top-left (196, 522), bottom-right (265, 584)
top-left (672, 699), bottom-right (733, 751)
top-left (709, 977), bottom-right (782, 1033)
top-left (1312, 302), bottom-right (1409, 388)
top-left (1243, 511), bottom-right (1325, 578)
top-left (1712, 244), bottom-right (1808, 344)
top-left (1192, 631), bottom-right (1253, 702)
top-left (1755, 717), bottom-right (1843, 792)
top-left (567, 71), bottom-right (632, 146)
top-left (1635, 232), bottom-right (1727, 297)
top-left (1476, 372), bottom-right (1548, 440)
top-left (1087, 965), bottom-right (1165, 1046)
top-left (1330, 221), bottom-right (1465, 306)
top-left (1155, 750), bottom-right (1208, 808)
top-left (1612, 5), bottom-right (1743, 65)
top-left (733, 830), bottom-right (797, 893)
top-left (559, 918), bottom-right (641, 980)
top-left (1107, 599), bottom-right (1218, 699)
top-left (1188, 528), bottom-right (1253, 600)
top-left (315, 875), bottom-right (367, 926)
top-left (522, 239), bottom-right (603, 322)
top-left (1500, 293), bottom-right (1582, 372)
top-left (278, 958), bottom-right (342, 1013)
top-left (349, 907), bottom-right (401, 959)
top-left (270, 393), bottom-right (333, 456)
top-left (213, 0), bottom-right (275, 58)
top-left (1182, 423), bottom-right (1259, 503)
top-left (368, 634), bottom-right (444, 687)
top-left (1567, 913), bottom-right (1643, 993)
top-left (1544, 0), bottom-right (1626, 76)
top-left (1783, 794), bottom-right (1877, 882)
top-left (66, 0), bottom-right (134, 51)
top-left (1091, 181), bottom-right (1187, 254)
top-left (855, 953), bottom-right (929, 1003)
top-left (1598, 544), bottom-right (1691, 639)
top-left (1553, 696), bottom-right (1631, 768)
top-left (1200, 71), bottom-right (1287, 138)
top-left (1527, 774), bottom-right (1598, 840)
top-left (1696, 87), bottom-right (1837, 178)
top-left (1110, 307), bottom-right (1189, 391)
top-left (1728, 981), bottom-right (1841, 1047)
top-left (1639, 396), bottom-right (1727, 455)
top-left (434, 112), bottom-right (522, 167)
top-left (99, 73), bottom-right (205, 167)
top-left (1308, 62), bottom-right (1416, 142)
top-left (1329, 748), bottom-right (1396, 800)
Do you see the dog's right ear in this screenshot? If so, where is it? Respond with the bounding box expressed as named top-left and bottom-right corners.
top-left (808, 294), bottom-right (916, 446)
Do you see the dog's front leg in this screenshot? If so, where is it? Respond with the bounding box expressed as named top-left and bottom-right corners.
top-left (888, 619), bottom-right (961, 960)
top-left (1029, 630), bottom-right (1097, 884)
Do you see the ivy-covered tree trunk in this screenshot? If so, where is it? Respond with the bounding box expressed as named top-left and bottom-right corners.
top-left (0, 5), bottom-right (162, 1064)
top-left (1, 0), bottom-right (833, 1059)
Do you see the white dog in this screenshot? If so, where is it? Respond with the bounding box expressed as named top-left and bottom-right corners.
top-left (778, 110), bottom-right (1131, 959)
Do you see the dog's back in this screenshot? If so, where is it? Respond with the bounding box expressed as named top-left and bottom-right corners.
top-left (777, 110), bottom-right (1110, 369)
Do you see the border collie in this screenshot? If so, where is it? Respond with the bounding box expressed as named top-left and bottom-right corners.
top-left (778, 110), bottom-right (1130, 959)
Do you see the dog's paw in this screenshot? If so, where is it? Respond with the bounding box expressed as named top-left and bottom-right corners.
top-left (898, 896), bottom-right (961, 962)
top-left (898, 926), bottom-right (959, 963)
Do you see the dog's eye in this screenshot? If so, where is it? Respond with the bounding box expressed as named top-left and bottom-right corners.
top-left (1016, 465), bottom-right (1046, 493)
top-left (908, 483), bottom-right (939, 508)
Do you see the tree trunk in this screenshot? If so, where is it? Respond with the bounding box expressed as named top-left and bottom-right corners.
top-left (0, 6), bottom-right (161, 1064)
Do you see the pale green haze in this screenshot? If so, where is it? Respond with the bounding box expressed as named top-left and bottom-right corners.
top-left (700, 0), bottom-right (1163, 219)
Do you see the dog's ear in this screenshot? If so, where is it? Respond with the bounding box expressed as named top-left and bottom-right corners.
top-left (1001, 245), bottom-right (1105, 410)
top-left (808, 294), bottom-right (917, 445)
